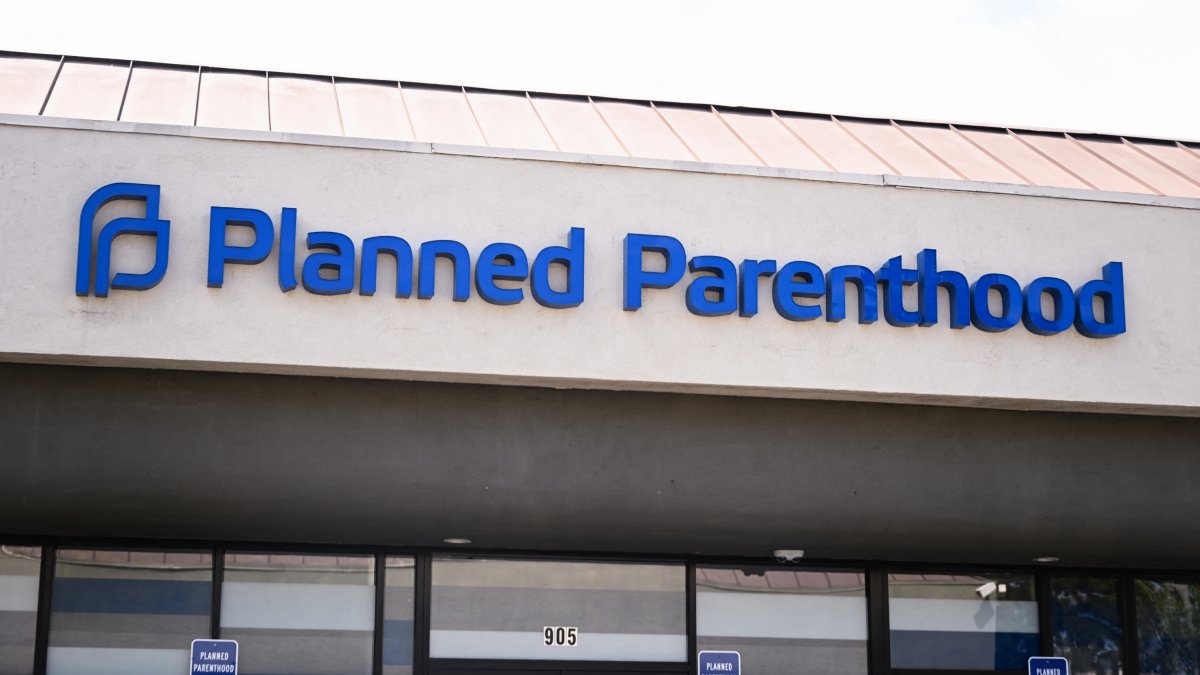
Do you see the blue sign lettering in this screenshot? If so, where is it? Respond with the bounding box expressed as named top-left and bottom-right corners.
top-left (623, 233), bottom-right (1125, 338)
top-left (75, 184), bottom-right (1126, 339)
top-left (191, 639), bottom-right (238, 674)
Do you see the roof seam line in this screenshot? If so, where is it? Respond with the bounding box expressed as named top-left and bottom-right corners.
top-left (330, 77), bottom-right (347, 137)
top-left (266, 71), bottom-right (273, 132)
top-left (192, 66), bottom-right (202, 127)
top-left (891, 121), bottom-right (969, 181)
top-left (526, 93), bottom-right (561, 153)
top-left (589, 97), bottom-right (632, 158)
top-left (771, 111), bottom-right (836, 172)
top-left (396, 83), bottom-right (418, 142)
top-left (650, 102), bottom-right (701, 162)
top-left (832, 116), bottom-right (901, 176)
top-left (949, 125), bottom-right (1032, 185)
top-left (36, 56), bottom-right (64, 117)
top-left (115, 61), bottom-right (133, 122)
top-left (460, 87), bottom-right (490, 147)
top-left (712, 106), bottom-right (767, 168)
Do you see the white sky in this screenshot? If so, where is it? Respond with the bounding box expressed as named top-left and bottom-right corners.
top-left (4, 0), bottom-right (1198, 140)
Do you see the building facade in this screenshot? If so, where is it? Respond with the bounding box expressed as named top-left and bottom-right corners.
top-left (1, 51), bottom-right (1199, 675)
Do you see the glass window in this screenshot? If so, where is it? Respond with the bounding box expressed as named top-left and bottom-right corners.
top-left (383, 556), bottom-right (415, 675)
top-left (47, 548), bottom-right (212, 675)
top-left (220, 553), bottom-right (375, 675)
top-left (696, 566), bottom-right (868, 675)
top-left (888, 572), bottom-right (1038, 670)
top-left (1050, 576), bottom-right (1123, 675)
top-left (0, 545), bottom-right (41, 675)
top-left (1136, 579), bottom-right (1200, 675)
top-left (430, 557), bottom-right (686, 662)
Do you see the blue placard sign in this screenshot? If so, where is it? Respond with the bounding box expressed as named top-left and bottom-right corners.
top-left (191, 639), bottom-right (238, 674)
top-left (1028, 656), bottom-right (1069, 675)
top-left (698, 650), bottom-right (740, 675)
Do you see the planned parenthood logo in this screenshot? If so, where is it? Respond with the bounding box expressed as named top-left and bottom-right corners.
top-left (75, 182), bottom-right (170, 297)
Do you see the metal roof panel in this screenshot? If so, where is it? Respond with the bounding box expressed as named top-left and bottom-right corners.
top-left (335, 80), bottom-right (413, 142)
top-left (268, 75), bottom-right (342, 136)
top-left (466, 90), bottom-right (556, 151)
top-left (716, 109), bottom-right (830, 171)
top-left (838, 118), bottom-right (959, 179)
top-left (1014, 131), bottom-right (1153, 194)
top-left (0, 55), bottom-right (59, 115)
top-left (1128, 141), bottom-right (1200, 194)
top-left (6, 50), bottom-right (1200, 199)
top-left (953, 127), bottom-right (1089, 189)
top-left (592, 99), bottom-right (695, 161)
top-left (655, 104), bottom-right (761, 166)
top-left (779, 114), bottom-right (891, 175)
top-left (402, 84), bottom-right (485, 147)
top-left (196, 69), bottom-right (269, 131)
top-left (897, 123), bottom-right (1024, 184)
top-left (1077, 137), bottom-right (1200, 198)
top-left (42, 60), bottom-right (127, 122)
top-left (120, 65), bottom-right (198, 126)
top-left (528, 94), bottom-right (626, 156)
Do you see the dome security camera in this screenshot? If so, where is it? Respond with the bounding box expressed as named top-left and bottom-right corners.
top-left (773, 549), bottom-right (805, 563)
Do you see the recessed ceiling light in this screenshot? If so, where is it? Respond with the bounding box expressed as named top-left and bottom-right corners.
top-left (1034, 556), bottom-right (1060, 563)
top-left (443, 537), bottom-right (472, 545)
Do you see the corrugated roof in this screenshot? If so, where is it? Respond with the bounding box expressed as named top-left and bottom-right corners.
top-left (4, 50), bottom-right (1200, 198)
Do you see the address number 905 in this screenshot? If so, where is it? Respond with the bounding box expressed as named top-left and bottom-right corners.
top-left (543, 626), bottom-right (578, 646)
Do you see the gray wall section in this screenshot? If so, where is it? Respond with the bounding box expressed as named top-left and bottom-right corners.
top-left (696, 638), bottom-right (867, 675)
top-left (0, 363), bottom-right (1198, 568)
top-left (429, 587), bottom-right (684, 632)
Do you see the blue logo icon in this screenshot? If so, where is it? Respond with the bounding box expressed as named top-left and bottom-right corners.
top-left (75, 182), bottom-right (170, 297)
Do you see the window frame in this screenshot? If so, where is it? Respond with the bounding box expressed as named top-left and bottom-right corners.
top-left (5, 534), bottom-right (1200, 675)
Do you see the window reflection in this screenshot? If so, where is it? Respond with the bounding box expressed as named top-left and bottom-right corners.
top-left (47, 549), bottom-right (211, 675)
top-left (1137, 580), bottom-right (1200, 675)
top-left (221, 552), bottom-right (375, 675)
top-left (383, 556), bottom-right (416, 675)
top-left (696, 566), bottom-right (868, 675)
top-left (1050, 576), bottom-right (1123, 675)
top-left (0, 545), bottom-right (41, 675)
top-left (888, 572), bottom-right (1038, 671)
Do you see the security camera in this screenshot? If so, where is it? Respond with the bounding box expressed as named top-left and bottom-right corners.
top-left (975, 581), bottom-right (998, 599)
top-left (773, 549), bottom-right (805, 563)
